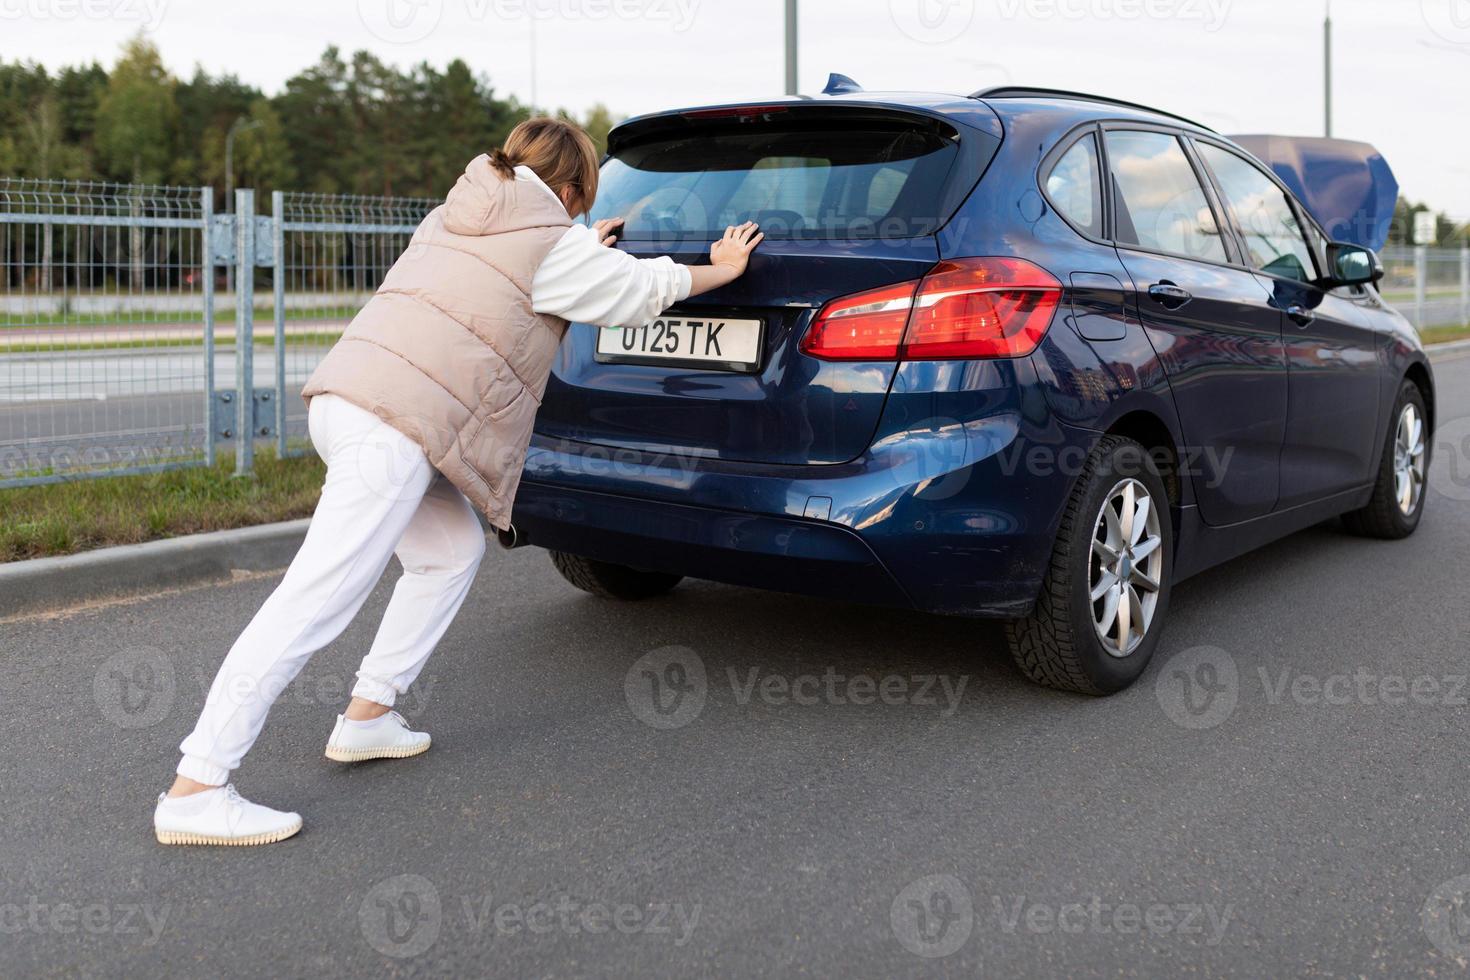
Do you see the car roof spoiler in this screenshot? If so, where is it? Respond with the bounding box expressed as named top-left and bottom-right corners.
top-left (1226, 135), bottom-right (1398, 252)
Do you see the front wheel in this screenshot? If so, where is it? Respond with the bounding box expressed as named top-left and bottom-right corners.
top-left (549, 551), bottom-right (684, 600)
top-left (1005, 435), bottom-right (1174, 695)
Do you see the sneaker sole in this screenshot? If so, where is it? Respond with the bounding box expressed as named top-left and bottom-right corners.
top-left (324, 739), bottom-right (431, 763)
top-left (155, 819), bottom-right (303, 847)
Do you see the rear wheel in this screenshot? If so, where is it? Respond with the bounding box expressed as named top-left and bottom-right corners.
top-left (1342, 379), bottom-right (1428, 540)
top-left (1005, 435), bottom-right (1174, 695)
top-left (549, 551), bottom-right (684, 600)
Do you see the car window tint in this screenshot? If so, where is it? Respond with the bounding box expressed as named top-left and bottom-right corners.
top-left (1196, 143), bottom-right (1318, 282)
top-left (1104, 130), bottom-right (1227, 264)
top-left (1045, 134), bottom-right (1103, 238)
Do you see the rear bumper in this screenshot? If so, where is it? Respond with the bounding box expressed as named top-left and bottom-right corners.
top-left (512, 482), bottom-right (914, 609)
top-left (513, 373), bottom-right (1097, 617)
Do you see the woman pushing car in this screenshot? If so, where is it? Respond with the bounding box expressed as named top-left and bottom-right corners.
top-left (154, 117), bottom-right (763, 845)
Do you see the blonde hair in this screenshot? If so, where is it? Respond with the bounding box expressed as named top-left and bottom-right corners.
top-left (488, 117), bottom-right (601, 218)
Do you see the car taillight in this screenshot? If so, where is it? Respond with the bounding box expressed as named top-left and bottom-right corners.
top-left (799, 257), bottom-right (1062, 361)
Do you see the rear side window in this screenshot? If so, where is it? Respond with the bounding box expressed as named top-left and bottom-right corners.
top-left (591, 121), bottom-right (962, 241)
top-left (1104, 130), bottom-right (1227, 264)
top-left (1195, 143), bottom-right (1319, 282)
top-left (1045, 134), bottom-right (1103, 238)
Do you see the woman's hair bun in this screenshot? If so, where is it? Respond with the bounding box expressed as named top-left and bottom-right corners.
top-left (487, 147), bottom-right (516, 177)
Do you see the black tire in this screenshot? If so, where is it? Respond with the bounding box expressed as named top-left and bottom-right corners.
top-left (549, 551), bottom-right (684, 600)
top-left (1342, 379), bottom-right (1428, 540)
top-left (1004, 435), bottom-right (1175, 696)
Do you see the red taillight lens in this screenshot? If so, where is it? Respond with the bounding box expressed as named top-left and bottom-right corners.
top-left (801, 257), bottom-right (1062, 362)
top-left (798, 279), bottom-right (919, 360)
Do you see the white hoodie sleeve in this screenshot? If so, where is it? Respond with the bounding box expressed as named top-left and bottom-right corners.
top-left (531, 223), bottom-right (693, 329)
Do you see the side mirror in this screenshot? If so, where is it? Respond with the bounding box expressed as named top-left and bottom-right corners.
top-left (1321, 242), bottom-right (1383, 289)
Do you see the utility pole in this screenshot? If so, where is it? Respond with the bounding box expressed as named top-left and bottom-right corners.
top-left (1323, 0), bottom-right (1333, 137)
top-left (785, 0), bottom-right (798, 95)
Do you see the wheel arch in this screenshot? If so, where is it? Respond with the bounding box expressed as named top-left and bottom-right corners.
top-left (1403, 359), bottom-right (1435, 436)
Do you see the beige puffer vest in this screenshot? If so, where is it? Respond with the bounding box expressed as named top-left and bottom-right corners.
top-left (302, 155), bottom-right (573, 530)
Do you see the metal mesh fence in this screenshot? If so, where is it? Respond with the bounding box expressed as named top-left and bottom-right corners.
top-left (1380, 246), bottom-right (1470, 330)
top-left (0, 179), bottom-right (214, 487)
top-left (270, 191), bottom-right (435, 455)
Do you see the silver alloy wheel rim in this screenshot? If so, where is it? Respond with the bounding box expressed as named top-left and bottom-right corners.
top-left (1393, 403), bottom-right (1426, 517)
top-left (1090, 478), bottom-right (1164, 658)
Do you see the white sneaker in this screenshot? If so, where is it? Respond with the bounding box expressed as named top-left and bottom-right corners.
top-left (154, 784), bottom-right (302, 846)
top-left (325, 710), bottom-right (431, 763)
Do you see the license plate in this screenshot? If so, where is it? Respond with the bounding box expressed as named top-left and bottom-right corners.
top-left (595, 316), bottom-right (763, 372)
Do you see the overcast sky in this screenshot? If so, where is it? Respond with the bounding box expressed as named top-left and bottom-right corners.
top-left (4, 0), bottom-right (1468, 219)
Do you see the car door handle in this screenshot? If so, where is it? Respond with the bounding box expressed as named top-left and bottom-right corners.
top-left (1147, 283), bottom-right (1192, 309)
top-left (1286, 304), bottom-right (1316, 327)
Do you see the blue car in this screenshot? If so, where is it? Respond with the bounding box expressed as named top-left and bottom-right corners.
top-left (509, 80), bottom-right (1434, 695)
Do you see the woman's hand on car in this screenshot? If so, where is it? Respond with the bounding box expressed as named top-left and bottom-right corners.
top-left (592, 217), bottom-right (624, 247)
top-left (710, 222), bottom-right (764, 277)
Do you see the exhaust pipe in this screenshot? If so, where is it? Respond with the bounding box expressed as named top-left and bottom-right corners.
top-left (496, 524), bottom-right (526, 550)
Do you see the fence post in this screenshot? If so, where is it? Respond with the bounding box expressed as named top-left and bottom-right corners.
top-left (273, 191), bottom-right (288, 459)
top-left (234, 188), bottom-right (256, 479)
top-left (1460, 244), bottom-right (1469, 329)
top-left (201, 187), bottom-right (217, 468)
top-left (1413, 245), bottom-right (1427, 330)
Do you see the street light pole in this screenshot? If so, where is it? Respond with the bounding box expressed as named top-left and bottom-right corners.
top-left (225, 116), bottom-right (263, 294)
top-left (785, 0), bottom-right (798, 95)
top-left (1324, 0), bottom-right (1333, 138)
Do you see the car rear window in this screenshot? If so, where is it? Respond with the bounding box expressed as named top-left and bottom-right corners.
top-left (590, 121), bottom-right (963, 241)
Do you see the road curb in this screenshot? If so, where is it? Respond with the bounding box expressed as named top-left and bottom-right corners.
top-left (0, 519), bottom-right (311, 619)
top-left (1427, 338), bottom-right (1470, 358)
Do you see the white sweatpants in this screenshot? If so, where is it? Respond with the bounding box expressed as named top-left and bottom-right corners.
top-left (177, 394), bottom-right (487, 786)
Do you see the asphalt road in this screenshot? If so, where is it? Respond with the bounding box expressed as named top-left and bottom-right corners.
top-left (0, 346), bottom-right (325, 479)
top-left (2, 351), bottom-right (1469, 978)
